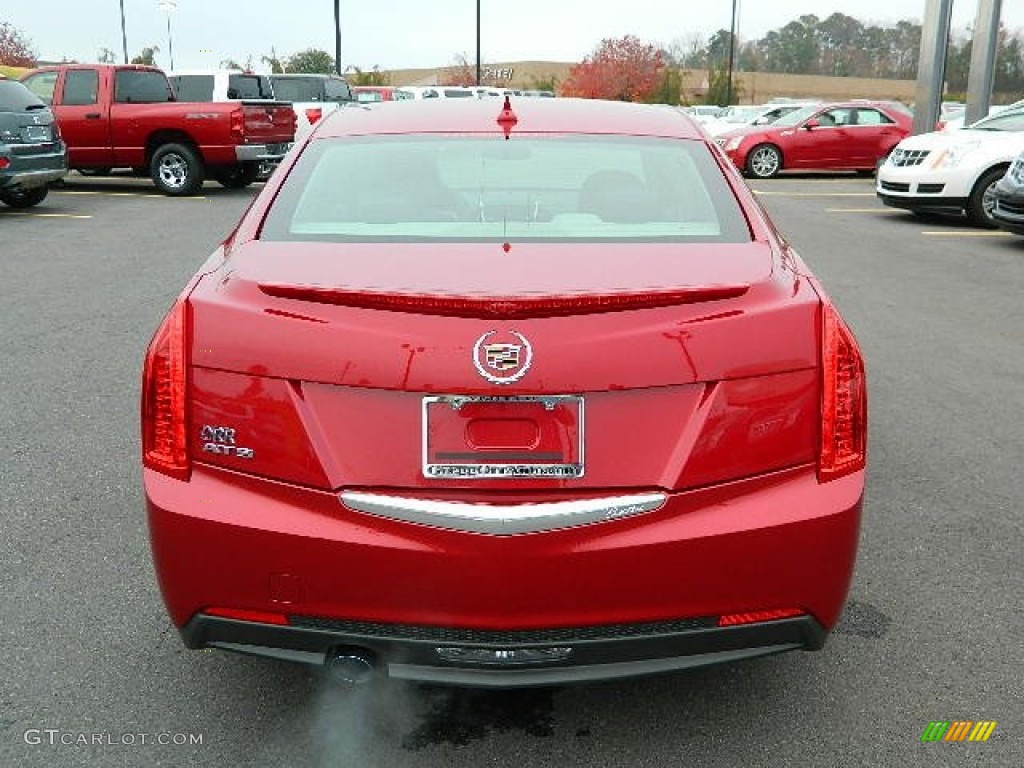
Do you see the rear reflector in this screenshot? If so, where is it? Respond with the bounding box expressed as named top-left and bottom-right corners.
top-left (819, 303), bottom-right (867, 481)
top-left (717, 608), bottom-right (804, 627)
top-left (141, 300), bottom-right (190, 480)
top-left (258, 284), bottom-right (750, 319)
top-left (205, 607), bottom-right (290, 626)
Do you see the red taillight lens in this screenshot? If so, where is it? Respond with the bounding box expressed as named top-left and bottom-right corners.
top-left (142, 300), bottom-right (190, 480)
top-left (0, 157), bottom-right (9, 169)
top-left (305, 107), bottom-right (323, 125)
top-left (718, 608), bottom-right (804, 627)
top-left (819, 303), bottom-right (867, 481)
top-left (229, 107), bottom-right (244, 140)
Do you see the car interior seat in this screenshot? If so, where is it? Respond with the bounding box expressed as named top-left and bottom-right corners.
top-left (578, 170), bottom-right (657, 223)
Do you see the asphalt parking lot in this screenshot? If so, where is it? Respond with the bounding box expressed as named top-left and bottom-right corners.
top-left (2, 173), bottom-right (1021, 767)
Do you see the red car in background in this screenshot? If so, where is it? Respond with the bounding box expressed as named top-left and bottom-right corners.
top-left (716, 101), bottom-right (912, 178)
top-left (142, 97), bottom-right (867, 687)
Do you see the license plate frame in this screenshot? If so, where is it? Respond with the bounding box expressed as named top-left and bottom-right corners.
top-left (422, 394), bottom-right (584, 480)
top-left (23, 125), bottom-right (49, 143)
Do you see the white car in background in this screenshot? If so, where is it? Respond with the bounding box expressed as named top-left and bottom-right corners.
top-left (703, 103), bottom-right (815, 137)
top-left (681, 105), bottom-right (724, 124)
top-left (940, 99), bottom-right (1024, 131)
top-left (877, 106), bottom-right (1024, 226)
top-left (168, 69), bottom-right (276, 102)
top-left (393, 85), bottom-right (480, 100)
top-left (268, 74), bottom-right (354, 142)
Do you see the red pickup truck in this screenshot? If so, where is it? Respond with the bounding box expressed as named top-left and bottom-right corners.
top-left (19, 64), bottom-right (295, 195)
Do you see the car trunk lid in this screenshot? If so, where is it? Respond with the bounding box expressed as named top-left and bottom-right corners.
top-left (187, 241), bottom-right (820, 494)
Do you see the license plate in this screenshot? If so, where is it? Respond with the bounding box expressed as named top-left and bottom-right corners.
top-left (23, 125), bottom-right (49, 143)
top-left (422, 395), bottom-right (584, 479)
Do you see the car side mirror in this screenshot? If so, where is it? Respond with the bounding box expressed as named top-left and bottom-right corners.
top-left (804, 119), bottom-right (820, 130)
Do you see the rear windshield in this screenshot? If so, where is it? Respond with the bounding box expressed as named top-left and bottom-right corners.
top-left (0, 80), bottom-right (46, 111)
top-left (261, 135), bottom-right (750, 243)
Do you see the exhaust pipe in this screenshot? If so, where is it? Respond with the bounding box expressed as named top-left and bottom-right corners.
top-left (326, 648), bottom-right (376, 685)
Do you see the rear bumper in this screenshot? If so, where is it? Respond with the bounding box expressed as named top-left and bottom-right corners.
top-left (182, 612), bottom-right (826, 687)
top-left (234, 142), bottom-right (292, 163)
top-left (147, 463), bottom-right (862, 685)
top-left (0, 148), bottom-right (68, 190)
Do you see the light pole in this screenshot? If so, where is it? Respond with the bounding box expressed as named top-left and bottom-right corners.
top-left (119, 0), bottom-right (129, 63)
top-left (157, 0), bottom-right (177, 69)
top-left (334, 0), bottom-right (342, 76)
top-left (475, 0), bottom-right (481, 86)
top-left (725, 0), bottom-right (738, 105)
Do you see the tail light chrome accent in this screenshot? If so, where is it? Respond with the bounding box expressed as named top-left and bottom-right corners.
top-left (142, 300), bottom-right (191, 480)
top-left (818, 303), bottom-right (867, 481)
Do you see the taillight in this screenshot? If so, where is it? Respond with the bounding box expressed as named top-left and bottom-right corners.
top-left (0, 157), bottom-right (9, 170)
top-left (305, 107), bottom-right (323, 125)
top-left (229, 107), bottom-right (244, 141)
top-left (819, 303), bottom-right (866, 481)
top-left (142, 300), bottom-right (190, 480)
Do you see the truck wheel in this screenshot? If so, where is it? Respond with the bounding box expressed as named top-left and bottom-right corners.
top-left (151, 143), bottom-right (204, 196)
top-left (0, 186), bottom-right (49, 208)
top-left (214, 163), bottom-right (260, 189)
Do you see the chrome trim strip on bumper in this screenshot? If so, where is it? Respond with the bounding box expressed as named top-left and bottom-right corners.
top-left (234, 142), bottom-right (292, 162)
top-left (339, 491), bottom-right (667, 535)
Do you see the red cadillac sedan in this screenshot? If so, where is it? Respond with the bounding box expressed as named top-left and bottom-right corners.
top-left (716, 100), bottom-right (912, 178)
top-left (142, 97), bottom-right (866, 687)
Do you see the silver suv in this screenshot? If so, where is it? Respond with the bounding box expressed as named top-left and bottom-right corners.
top-left (0, 76), bottom-right (67, 208)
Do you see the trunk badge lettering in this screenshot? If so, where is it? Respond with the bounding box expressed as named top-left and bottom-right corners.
top-left (200, 425), bottom-right (254, 459)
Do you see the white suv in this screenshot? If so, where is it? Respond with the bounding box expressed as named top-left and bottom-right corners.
top-left (877, 107), bottom-right (1024, 226)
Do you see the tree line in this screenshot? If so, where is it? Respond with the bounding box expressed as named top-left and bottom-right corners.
top-left (676, 12), bottom-right (1024, 94)
top-left (5, 13), bottom-right (1023, 98)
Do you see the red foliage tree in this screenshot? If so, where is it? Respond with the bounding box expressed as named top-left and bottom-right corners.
top-left (561, 35), bottom-right (664, 101)
top-left (0, 22), bottom-right (37, 68)
top-left (441, 53), bottom-right (476, 86)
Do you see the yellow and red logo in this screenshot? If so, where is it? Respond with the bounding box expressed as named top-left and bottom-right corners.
top-left (920, 721), bottom-right (997, 742)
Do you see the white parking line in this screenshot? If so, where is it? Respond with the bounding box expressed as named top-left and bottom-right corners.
top-left (53, 190), bottom-right (208, 200)
top-left (0, 212), bottom-right (93, 219)
top-left (826, 208), bottom-right (903, 213)
top-left (753, 191), bottom-right (876, 197)
top-left (921, 230), bottom-right (1013, 238)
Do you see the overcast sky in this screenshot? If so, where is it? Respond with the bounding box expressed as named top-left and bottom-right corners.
top-left (6, 1), bottom-right (1022, 72)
